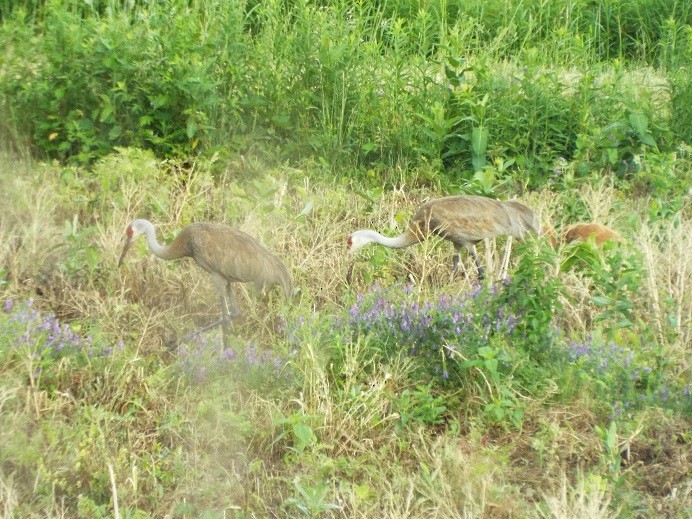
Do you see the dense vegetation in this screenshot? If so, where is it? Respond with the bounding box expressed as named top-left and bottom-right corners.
top-left (0, 0), bottom-right (690, 517)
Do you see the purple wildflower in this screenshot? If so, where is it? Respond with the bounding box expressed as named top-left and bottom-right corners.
top-left (611, 401), bottom-right (623, 420)
top-left (220, 348), bottom-right (237, 361)
top-left (195, 367), bottom-right (207, 383)
top-left (660, 386), bottom-right (669, 400)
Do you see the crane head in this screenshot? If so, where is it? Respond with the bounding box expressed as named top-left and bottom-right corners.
top-left (118, 220), bottom-right (147, 267)
top-left (346, 230), bottom-right (376, 253)
top-left (118, 230), bottom-right (134, 267)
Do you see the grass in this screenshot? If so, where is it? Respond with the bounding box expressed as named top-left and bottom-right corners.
top-left (0, 0), bottom-right (690, 517)
top-left (0, 143), bottom-right (689, 517)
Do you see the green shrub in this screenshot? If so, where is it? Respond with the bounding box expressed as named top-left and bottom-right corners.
top-left (343, 252), bottom-right (564, 428)
top-left (0, 1), bottom-right (247, 162)
top-left (1, 0), bottom-right (687, 178)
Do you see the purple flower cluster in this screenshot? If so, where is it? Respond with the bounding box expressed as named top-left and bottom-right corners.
top-left (347, 284), bottom-right (519, 359)
top-left (566, 334), bottom-right (691, 416)
top-left (176, 331), bottom-right (287, 383)
top-left (2, 298), bottom-right (94, 356)
top-left (567, 338), bottom-right (638, 373)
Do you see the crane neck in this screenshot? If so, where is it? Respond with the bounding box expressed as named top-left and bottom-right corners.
top-left (138, 220), bottom-right (164, 258)
top-left (137, 220), bottom-right (184, 260)
top-left (358, 229), bottom-right (417, 249)
top-left (376, 232), bottom-right (414, 248)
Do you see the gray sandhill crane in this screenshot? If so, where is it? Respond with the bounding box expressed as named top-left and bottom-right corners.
top-left (347, 194), bottom-right (541, 281)
top-left (118, 219), bottom-right (292, 346)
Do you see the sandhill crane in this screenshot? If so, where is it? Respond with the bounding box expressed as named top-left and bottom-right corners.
top-left (118, 219), bottom-right (292, 346)
top-left (562, 223), bottom-right (623, 246)
top-left (347, 195), bottom-right (541, 281)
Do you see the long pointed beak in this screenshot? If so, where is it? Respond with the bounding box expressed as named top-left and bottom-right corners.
top-left (118, 235), bottom-right (133, 267)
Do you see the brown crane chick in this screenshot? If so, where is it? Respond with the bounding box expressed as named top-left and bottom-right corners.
top-left (118, 219), bottom-right (292, 346)
top-left (347, 195), bottom-right (541, 281)
top-left (562, 223), bottom-right (623, 246)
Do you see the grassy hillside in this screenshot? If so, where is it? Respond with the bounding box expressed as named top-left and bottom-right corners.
top-left (0, 0), bottom-right (690, 518)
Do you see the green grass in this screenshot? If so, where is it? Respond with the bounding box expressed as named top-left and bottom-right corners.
top-left (0, 145), bottom-right (689, 517)
top-left (0, 0), bottom-right (690, 517)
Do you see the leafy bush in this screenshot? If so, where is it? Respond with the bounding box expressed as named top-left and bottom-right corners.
top-left (0, 1), bottom-right (247, 162)
top-left (393, 384), bottom-right (449, 429)
top-left (344, 259), bottom-right (564, 427)
top-left (0, 0), bottom-right (687, 184)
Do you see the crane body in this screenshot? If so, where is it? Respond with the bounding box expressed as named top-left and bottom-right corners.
top-left (118, 219), bottom-right (292, 346)
top-left (562, 223), bottom-right (623, 246)
top-left (348, 195), bottom-right (541, 280)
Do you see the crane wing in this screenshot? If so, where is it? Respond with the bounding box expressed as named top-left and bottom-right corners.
top-left (414, 195), bottom-right (515, 243)
top-left (186, 223), bottom-right (289, 292)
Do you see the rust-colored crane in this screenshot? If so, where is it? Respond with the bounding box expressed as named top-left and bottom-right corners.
top-left (347, 195), bottom-right (541, 280)
top-left (118, 219), bottom-right (292, 346)
top-left (544, 222), bottom-right (624, 248)
top-left (562, 223), bottom-right (623, 246)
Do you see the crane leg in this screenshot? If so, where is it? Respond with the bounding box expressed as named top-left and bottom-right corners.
top-left (217, 284), bottom-right (240, 348)
top-left (450, 245), bottom-right (462, 281)
top-left (175, 281), bottom-right (241, 349)
top-left (467, 244), bottom-right (485, 281)
top-left (499, 236), bottom-right (513, 280)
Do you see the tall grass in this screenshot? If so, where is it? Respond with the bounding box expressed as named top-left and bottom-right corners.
top-left (0, 142), bottom-right (690, 516)
top-left (0, 0), bottom-right (689, 183)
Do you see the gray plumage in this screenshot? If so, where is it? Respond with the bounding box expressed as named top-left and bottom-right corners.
top-left (118, 219), bottom-right (292, 345)
top-left (348, 195), bottom-right (540, 280)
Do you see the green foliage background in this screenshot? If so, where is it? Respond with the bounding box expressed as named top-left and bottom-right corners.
top-left (1, 0), bottom-right (690, 183)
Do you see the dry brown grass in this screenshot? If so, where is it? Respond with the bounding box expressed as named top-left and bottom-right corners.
top-left (1, 148), bottom-right (689, 518)
top-left (637, 218), bottom-right (691, 357)
top-left (537, 472), bottom-right (619, 519)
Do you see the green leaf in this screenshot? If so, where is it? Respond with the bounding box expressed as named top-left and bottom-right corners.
top-left (271, 114), bottom-right (293, 130)
top-left (460, 359), bottom-right (483, 370)
top-left (297, 200), bottom-right (314, 218)
top-left (472, 155), bottom-right (486, 172)
top-left (186, 120), bottom-right (198, 139)
top-left (484, 358), bottom-right (499, 373)
top-left (292, 424), bottom-right (314, 449)
top-left (108, 125), bottom-right (122, 140)
top-left (477, 346), bottom-right (495, 359)
top-left (471, 126), bottom-right (488, 156)
top-left (640, 134), bottom-right (657, 147)
top-left (99, 103), bottom-right (113, 123)
top-left (628, 111), bottom-right (649, 136)
top-left (472, 166), bottom-right (495, 190)
top-left (592, 295), bottom-right (615, 306)
top-left (607, 148), bottom-right (618, 165)
top-left (353, 484), bottom-right (372, 500)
